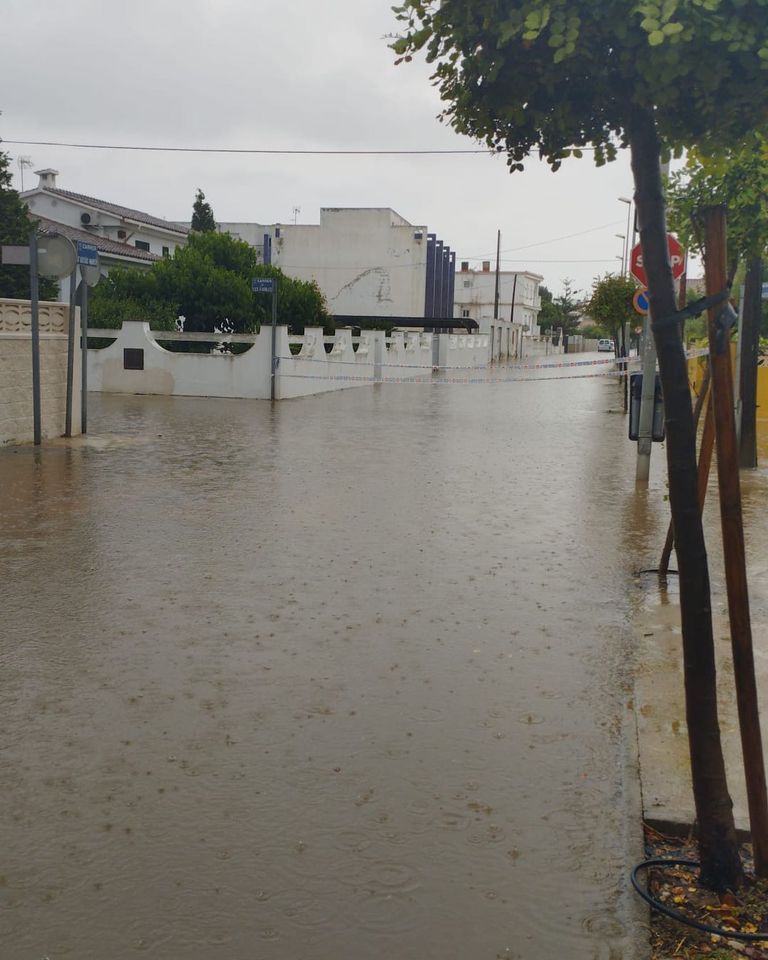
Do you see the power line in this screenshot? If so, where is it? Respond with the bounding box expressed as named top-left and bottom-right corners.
top-left (464, 220), bottom-right (625, 259)
top-left (2, 138), bottom-right (495, 156)
top-left (1, 137), bottom-right (599, 157)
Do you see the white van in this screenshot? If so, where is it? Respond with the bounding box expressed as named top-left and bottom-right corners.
top-left (597, 338), bottom-right (614, 353)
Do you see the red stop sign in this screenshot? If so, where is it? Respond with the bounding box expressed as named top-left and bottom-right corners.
top-left (630, 235), bottom-right (685, 286)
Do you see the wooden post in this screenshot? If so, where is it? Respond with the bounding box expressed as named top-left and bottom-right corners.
top-left (704, 206), bottom-right (768, 877)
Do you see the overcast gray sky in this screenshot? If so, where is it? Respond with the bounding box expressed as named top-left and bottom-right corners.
top-left (1, 0), bottom-right (645, 296)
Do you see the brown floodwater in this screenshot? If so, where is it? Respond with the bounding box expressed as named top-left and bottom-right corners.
top-left (2, 364), bottom-right (657, 958)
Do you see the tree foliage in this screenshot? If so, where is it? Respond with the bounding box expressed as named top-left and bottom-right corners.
top-left (0, 150), bottom-right (58, 300)
top-left (586, 273), bottom-right (637, 343)
top-left (538, 280), bottom-right (581, 335)
top-left (89, 231), bottom-right (330, 336)
top-left (392, 0), bottom-right (768, 173)
top-left (191, 188), bottom-right (217, 233)
top-left (667, 132), bottom-right (768, 260)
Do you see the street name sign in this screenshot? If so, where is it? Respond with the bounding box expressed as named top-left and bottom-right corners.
top-left (76, 240), bottom-right (99, 267)
top-left (252, 278), bottom-right (275, 293)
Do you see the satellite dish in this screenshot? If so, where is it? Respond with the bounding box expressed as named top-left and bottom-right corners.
top-left (37, 235), bottom-right (77, 279)
top-left (81, 263), bottom-right (101, 287)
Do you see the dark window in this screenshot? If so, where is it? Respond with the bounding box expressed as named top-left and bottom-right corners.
top-left (134, 240), bottom-right (151, 251)
top-left (275, 227), bottom-right (281, 238)
top-left (124, 348), bottom-right (144, 370)
top-left (461, 309), bottom-right (470, 318)
top-left (162, 246), bottom-right (170, 257)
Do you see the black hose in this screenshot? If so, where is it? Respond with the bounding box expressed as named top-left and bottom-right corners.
top-left (631, 858), bottom-right (768, 942)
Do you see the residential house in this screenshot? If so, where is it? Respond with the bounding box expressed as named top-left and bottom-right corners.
top-left (453, 261), bottom-right (543, 358)
top-left (22, 169), bottom-right (188, 267)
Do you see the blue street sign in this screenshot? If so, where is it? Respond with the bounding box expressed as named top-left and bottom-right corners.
top-left (633, 287), bottom-right (650, 315)
top-left (76, 240), bottom-right (99, 267)
top-left (252, 277), bottom-right (275, 293)
top-left (762, 282), bottom-right (768, 300)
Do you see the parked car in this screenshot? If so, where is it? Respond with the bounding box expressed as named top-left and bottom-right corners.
top-left (597, 338), bottom-right (615, 353)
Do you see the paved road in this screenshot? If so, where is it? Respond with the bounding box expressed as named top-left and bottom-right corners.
top-left (1, 362), bottom-right (649, 959)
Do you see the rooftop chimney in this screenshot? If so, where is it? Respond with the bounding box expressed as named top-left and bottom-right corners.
top-left (482, 260), bottom-right (491, 272)
top-left (35, 168), bottom-right (59, 189)
top-left (461, 261), bottom-right (469, 272)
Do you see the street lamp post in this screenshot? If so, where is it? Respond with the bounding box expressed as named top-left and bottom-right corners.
top-left (618, 197), bottom-right (633, 275)
top-left (616, 235), bottom-right (626, 274)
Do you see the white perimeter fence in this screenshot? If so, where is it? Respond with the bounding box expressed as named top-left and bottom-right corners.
top-left (86, 322), bottom-right (491, 401)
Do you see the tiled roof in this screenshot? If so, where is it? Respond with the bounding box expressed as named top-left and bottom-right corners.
top-left (44, 187), bottom-right (189, 237)
top-left (34, 216), bottom-right (161, 263)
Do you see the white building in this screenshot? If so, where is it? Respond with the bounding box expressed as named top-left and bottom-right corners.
top-left (22, 169), bottom-right (188, 265)
top-left (219, 208), bottom-right (457, 323)
top-left (453, 261), bottom-right (542, 357)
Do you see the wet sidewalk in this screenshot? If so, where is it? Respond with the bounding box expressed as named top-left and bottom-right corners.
top-left (631, 435), bottom-right (768, 835)
top-left (1, 370), bottom-right (650, 959)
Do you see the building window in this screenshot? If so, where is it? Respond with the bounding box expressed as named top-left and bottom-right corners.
top-left (463, 280), bottom-right (471, 287)
top-left (162, 246), bottom-right (170, 257)
top-left (134, 240), bottom-right (151, 252)
top-left (462, 309), bottom-right (470, 318)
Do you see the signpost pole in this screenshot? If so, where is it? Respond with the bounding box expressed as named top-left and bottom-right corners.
top-left (270, 284), bottom-right (278, 402)
top-left (80, 269), bottom-right (88, 434)
top-left (65, 266), bottom-right (77, 437)
top-left (636, 311), bottom-right (657, 481)
top-left (74, 241), bottom-right (99, 436)
top-left (29, 230), bottom-right (42, 446)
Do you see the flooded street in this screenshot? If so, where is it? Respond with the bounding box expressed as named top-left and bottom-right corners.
top-left (3, 362), bottom-right (653, 959)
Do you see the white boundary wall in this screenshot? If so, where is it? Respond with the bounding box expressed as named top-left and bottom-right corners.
top-left (87, 322), bottom-right (490, 401)
top-left (0, 298), bottom-right (81, 444)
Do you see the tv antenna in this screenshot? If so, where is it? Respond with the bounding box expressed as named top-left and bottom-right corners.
top-left (292, 206), bottom-right (300, 224)
top-left (17, 155), bottom-right (33, 191)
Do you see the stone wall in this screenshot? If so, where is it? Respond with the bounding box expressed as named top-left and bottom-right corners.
top-left (0, 299), bottom-right (81, 444)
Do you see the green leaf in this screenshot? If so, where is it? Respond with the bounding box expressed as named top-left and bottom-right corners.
top-left (648, 30), bottom-right (665, 45)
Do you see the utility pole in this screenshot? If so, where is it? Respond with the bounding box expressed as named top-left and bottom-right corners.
top-left (493, 230), bottom-right (501, 320)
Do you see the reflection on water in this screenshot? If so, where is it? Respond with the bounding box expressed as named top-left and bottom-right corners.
top-left (2, 371), bottom-right (649, 959)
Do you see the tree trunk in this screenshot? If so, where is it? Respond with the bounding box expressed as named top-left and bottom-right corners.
top-left (659, 365), bottom-right (712, 577)
top-left (739, 256), bottom-right (762, 469)
top-left (628, 108), bottom-right (743, 891)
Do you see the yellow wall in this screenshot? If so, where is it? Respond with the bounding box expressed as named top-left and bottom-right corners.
top-left (688, 348), bottom-right (767, 420)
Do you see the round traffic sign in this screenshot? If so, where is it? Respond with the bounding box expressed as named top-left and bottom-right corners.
top-left (37, 235), bottom-right (77, 280)
top-left (632, 287), bottom-right (650, 315)
top-left (630, 235), bottom-right (685, 287)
